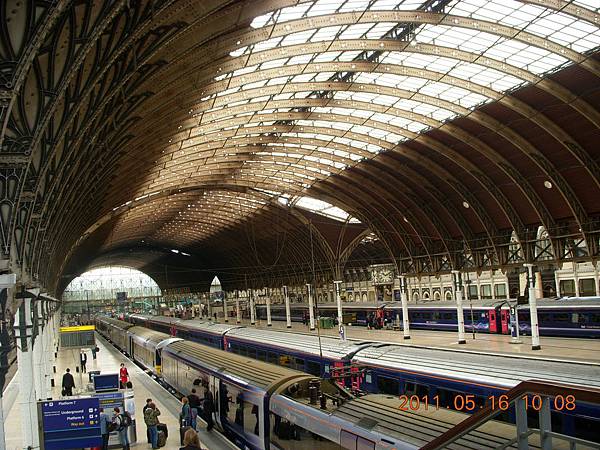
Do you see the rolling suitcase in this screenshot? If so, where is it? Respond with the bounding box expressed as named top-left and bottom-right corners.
top-left (157, 430), bottom-right (167, 448)
top-left (180, 425), bottom-right (192, 445)
top-left (157, 422), bottom-right (168, 438)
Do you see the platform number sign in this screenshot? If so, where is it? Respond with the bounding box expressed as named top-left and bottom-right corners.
top-left (39, 397), bottom-right (102, 450)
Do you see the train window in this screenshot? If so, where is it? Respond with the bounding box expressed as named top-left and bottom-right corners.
top-left (403, 382), bottom-right (417, 396)
top-left (432, 312), bottom-right (441, 320)
top-left (376, 376), bottom-right (399, 395)
top-left (271, 414), bottom-right (338, 449)
top-left (279, 355), bottom-right (291, 367)
top-left (247, 348), bottom-right (257, 359)
top-left (553, 313), bottom-right (570, 322)
top-left (293, 358), bottom-right (305, 371)
top-left (585, 313), bottom-right (600, 323)
top-left (268, 352), bottom-right (278, 365)
top-left (574, 416), bottom-right (600, 442)
top-left (227, 390), bottom-right (243, 427)
top-left (494, 284), bottom-right (507, 299)
top-left (416, 384), bottom-right (429, 397)
top-left (357, 437), bottom-right (376, 450)
top-left (572, 313), bottom-right (579, 324)
top-left (341, 430), bottom-right (357, 450)
top-left (244, 402), bottom-right (260, 436)
top-left (579, 278), bottom-right (596, 296)
top-left (256, 350), bottom-right (266, 361)
top-left (559, 280), bottom-right (576, 297)
top-left (307, 361), bottom-right (321, 376)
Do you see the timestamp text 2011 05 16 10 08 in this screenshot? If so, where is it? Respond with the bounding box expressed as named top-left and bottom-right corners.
top-left (397, 394), bottom-right (577, 412)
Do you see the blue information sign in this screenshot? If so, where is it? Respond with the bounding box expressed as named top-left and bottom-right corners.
top-left (40, 397), bottom-right (102, 450)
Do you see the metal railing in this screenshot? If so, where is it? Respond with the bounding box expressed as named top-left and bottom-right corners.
top-left (420, 380), bottom-right (600, 450)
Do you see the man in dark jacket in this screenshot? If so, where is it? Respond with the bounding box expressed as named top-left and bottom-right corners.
top-left (62, 368), bottom-right (75, 396)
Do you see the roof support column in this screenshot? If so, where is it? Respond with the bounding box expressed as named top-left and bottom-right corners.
top-left (306, 283), bottom-right (315, 331)
top-left (334, 280), bottom-right (345, 341)
top-left (33, 299), bottom-right (45, 400)
top-left (0, 274), bottom-right (17, 450)
top-left (398, 275), bottom-right (411, 340)
top-left (43, 300), bottom-right (55, 396)
top-left (265, 289), bottom-right (272, 327)
top-left (283, 285), bottom-right (291, 329)
top-left (235, 291), bottom-right (241, 324)
top-left (524, 263), bottom-right (541, 350)
top-left (249, 289), bottom-right (256, 326)
top-left (452, 270), bottom-right (466, 344)
top-left (223, 292), bottom-right (228, 323)
top-left (14, 288), bottom-right (40, 449)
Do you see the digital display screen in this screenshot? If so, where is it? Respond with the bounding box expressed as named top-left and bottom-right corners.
top-left (40, 398), bottom-right (101, 450)
top-left (93, 373), bottom-right (119, 392)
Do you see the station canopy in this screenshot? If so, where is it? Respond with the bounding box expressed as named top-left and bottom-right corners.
top-left (1, 0), bottom-right (599, 292)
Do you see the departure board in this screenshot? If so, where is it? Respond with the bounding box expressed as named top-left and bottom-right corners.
top-left (39, 397), bottom-right (102, 450)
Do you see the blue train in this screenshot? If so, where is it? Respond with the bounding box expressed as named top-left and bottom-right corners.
top-left (98, 316), bottom-right (498, 450)
top-left (117, 314), bottom-right (600, 443)
top-left (254, 299), bottom-right (600, 337)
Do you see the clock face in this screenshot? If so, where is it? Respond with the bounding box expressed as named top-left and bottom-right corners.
top-left (372, 266), bottom-right (394, 284)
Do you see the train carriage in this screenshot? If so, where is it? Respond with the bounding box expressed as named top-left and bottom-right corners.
top-left (94, 317), bottom-right (133, 352)
top-left (126, 326), bottom-right (181, 375)
top-left (352, 344), bottom-right (600, 442)
top-left (224, 327), bottom-right (371, 379)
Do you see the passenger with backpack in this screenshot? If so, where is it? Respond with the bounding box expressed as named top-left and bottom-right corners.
top-left (143, 402), bottom-right (161, 449)
top-left (112, 407), bottom-right (131, 450)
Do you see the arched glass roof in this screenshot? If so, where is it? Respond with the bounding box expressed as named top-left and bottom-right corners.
top-left (142, 0), bottom-right (598, 229)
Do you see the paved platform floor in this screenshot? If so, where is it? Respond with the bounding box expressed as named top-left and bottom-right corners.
top-left (2, 333), bottom-right (235, 450)
top-left (225, 317), bottom-right (600, 363)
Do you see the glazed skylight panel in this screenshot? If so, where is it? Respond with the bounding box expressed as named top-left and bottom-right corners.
top-left (447, 0), bottom-right (600, 52)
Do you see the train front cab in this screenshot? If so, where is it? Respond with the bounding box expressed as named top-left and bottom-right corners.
top-left (488, 306), bottom-right (510, 334)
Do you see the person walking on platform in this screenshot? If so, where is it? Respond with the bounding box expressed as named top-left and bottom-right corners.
top-left (80, 349), bottom-right (87, 373)
top-left (144, 402), bottom-right (161, 449)
top-left (119, 362), bottom-right (129, 388)
top-left (99, 407), bottom-right (111, 450)
top-left (180, 428), bottom-right (202, 450)
top-left (61, 368), bottom-right (75, 396)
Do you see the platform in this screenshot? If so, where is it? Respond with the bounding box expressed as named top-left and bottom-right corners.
top-left (229, 317), bottom-right (600, 363)
top-left (2, 332), bottom-right (237, 450)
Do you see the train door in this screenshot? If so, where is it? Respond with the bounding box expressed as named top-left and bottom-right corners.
top-left (500, 309), bottom-right (510, 334)
top-left (128, 336), bottom-right (134, 359)
top-left (210, 375), bottom-right (222, 429)
top-left (340, 430), bottom-right (375, 450)
top-left (488, 309), bottom-right (498, 333)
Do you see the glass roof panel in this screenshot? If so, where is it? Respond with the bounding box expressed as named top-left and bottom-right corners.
top-left (155, 0), bottom-right (599, 240)
top-left (294, 196), bottom-right (360, 223)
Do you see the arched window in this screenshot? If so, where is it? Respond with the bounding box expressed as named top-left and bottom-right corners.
top-left (434, 291), bottom-right (441, 301)
top-left (535, 226), bottom-right (553, 261)
top-left (508, 230), bottom-right (524, 263)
